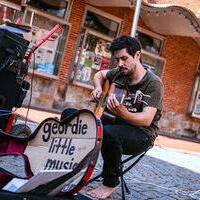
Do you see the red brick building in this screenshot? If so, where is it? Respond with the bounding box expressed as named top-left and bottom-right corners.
top-left (1, 0), bottom-right (200, 139)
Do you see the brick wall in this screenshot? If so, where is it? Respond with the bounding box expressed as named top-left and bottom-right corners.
top-left (97, 5), bottom-right (200, 115)
top-left (143, 0), bottom-right (200, 138)
top-left (2, 0), bottom-right (200, 140)
top-left (62, 1), bottom-right (200, 113)
top-left (162, 36), bottom-right (200, 114)
top-left (5, 0), bottom-right (200, 138)
top-left (61, 1), bottom-right (200, 140)
top-left (59, 4), bottom-right (149, 84)
top-left (58, 0), bottom-right (85, 83)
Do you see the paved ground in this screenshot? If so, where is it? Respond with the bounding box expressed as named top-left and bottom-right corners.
top-left (15, 107), bottom-right (200, 200)
top-left (82, 146), bottom-right (200, 200)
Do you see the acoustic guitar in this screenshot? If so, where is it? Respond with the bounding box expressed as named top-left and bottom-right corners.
top-left (92, 80), bottom-right (150, 123)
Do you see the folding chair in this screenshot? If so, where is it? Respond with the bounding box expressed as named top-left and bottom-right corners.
top-left (0, 109), bottom-right (103, 199)
top-left (87, 145), bottom-right (153, 200)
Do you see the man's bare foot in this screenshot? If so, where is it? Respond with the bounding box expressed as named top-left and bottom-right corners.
top-left (87, 184), bottom-right (119, 199)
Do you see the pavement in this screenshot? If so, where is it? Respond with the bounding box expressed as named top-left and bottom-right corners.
top-left (14, 107), bottom-right (200, 200)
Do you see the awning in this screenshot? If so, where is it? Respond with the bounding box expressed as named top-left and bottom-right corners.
top-left (137, 2), bottom-right (200, 45)
top-left (85, 0), bottom-right (200, 45)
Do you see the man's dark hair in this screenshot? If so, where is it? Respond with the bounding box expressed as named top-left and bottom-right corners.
top-left (110, 35), bottom-right (141, 57)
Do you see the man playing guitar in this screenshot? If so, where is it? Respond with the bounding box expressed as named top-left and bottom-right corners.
top-left (88, 35), bottom-right (164, 199)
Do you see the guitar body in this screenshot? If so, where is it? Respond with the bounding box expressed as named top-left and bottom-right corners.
top-left (92, 79), bottom-right (147, 124)
top-left (92, 80), bottom-right (127, 123)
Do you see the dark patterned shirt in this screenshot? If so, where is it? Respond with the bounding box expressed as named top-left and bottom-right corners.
top-left (106, 68), bottom-right (164, 142)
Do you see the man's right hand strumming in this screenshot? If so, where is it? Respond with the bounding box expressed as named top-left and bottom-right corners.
top-left (91, 87), bottom-right (102, 102)
top-left (91, 70), bottom-right (108, 102)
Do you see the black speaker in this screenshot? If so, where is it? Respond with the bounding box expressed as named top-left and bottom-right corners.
top-left (0, 70), bottom-right (21, 131)
top-left (0, 28), bottom-right (30, 73)
top-left (0, 27), bottom-right (30, 131)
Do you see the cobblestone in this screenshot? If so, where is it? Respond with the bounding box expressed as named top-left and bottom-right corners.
top-left (16, 119), bottom-right (200, 200)
top-left (82, 146), bottom-right (200, 200)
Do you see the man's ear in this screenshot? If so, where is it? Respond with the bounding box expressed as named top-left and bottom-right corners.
top-left (135, 51), bottom-right (141, 60)
top-left (134, 51), bottom-right (141, 61)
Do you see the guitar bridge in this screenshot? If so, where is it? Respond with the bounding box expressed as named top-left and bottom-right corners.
top-left (123, 90), bottom-right (151, 112)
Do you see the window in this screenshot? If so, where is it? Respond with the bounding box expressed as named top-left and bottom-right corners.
top-left (71, 7), bottom-right (122, 88)
top-left (193, 90), bottom-right (200, 117)
top-left (137, 31), bottom-right (163, 55)
top-left (23, 9), bottom-right (70, 76)
top-left (142, 51), bottom-right (165, 77)
top-left (84, 11), bottom-right (119, 38)
top-left (0, 3), bottom-right (22, 23)
top-left (188, 59), bottom-right (200, 118)
top-left (197, 58), bottom-right (200, 73)
top-left (135, 27), bottom-right (166, 78)
top-left (189, 75), bottom-right (200, 118)
top-left (74, 32), bottom-right (112, 86)
top-left (136, 27), bottom-right (165, 56)
top-left (22, 0), bottom-right (69, 19)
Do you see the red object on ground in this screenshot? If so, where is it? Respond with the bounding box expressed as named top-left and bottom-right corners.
top-left (4, 114), bottom-right (15, 134)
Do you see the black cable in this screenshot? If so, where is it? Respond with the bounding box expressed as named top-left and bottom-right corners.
top-left (24, 52), bottom-right (35, 128)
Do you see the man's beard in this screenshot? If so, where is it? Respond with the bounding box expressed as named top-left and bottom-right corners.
top-left (124, 70), bottom-right (133, 77)
top-left (119, 65), bottom-right (135, 77)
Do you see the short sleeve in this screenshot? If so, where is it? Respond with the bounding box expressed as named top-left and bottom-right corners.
top-left (106, 68), bottom-right (120, 82)
top-left (143, 80), bottom-right (164, 109)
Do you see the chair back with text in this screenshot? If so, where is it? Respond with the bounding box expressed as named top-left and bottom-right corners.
top-left (0, 109), bottom-right (103, 196)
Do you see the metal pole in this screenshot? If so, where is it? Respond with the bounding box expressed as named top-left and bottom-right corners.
top-left (131, 0), bottom-right (142, 37)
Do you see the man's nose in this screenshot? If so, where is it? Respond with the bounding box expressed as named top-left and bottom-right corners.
top-left (118, 59), bottom-right (123, 67)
